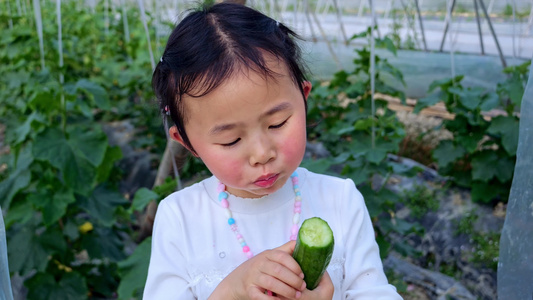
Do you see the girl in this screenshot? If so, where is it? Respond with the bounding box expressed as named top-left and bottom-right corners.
top-left (144, 3), bottom-right (402, 299)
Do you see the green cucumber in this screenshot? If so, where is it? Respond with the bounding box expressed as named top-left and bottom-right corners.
top-left (292, 217), bottom-right (334, 290)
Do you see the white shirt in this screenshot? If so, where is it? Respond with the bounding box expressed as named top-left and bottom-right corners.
top-left (144, 168), bottom-right (402, 299)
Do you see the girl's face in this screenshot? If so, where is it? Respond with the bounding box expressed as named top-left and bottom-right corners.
top-left (170, 59), bottom-right (311, 198)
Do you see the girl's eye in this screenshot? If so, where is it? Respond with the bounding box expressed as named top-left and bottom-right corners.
top-left (221, 138), bottom-right (240, 147)
top-left (269, 120), bottom-right (288, 129)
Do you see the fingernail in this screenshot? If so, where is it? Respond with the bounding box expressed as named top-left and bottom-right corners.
top-left (295, 291), bottom-right (302, 299)
top-left (301, 281), bottom-right (306, 290)
top-left (299, 273), bottom-right (304, 279)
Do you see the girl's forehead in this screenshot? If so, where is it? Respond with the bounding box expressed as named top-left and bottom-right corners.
top-left (181, 62), bottom-right (300, 123)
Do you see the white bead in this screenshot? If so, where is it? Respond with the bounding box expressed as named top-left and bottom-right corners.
top-left (238, 237), bottom-right (245, 243)
top-left (293, 213), bottom-right (300, 224)
top-left (224, 208), bottom-right (232, 219)
top-left (295, 196), bottom-right (302, 202)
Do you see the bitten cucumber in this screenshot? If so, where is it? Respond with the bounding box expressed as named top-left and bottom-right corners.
top-left (292, 217), bottom-right (334, 290)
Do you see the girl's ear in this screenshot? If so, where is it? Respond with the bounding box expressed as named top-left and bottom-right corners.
top-left (302, 81), bottom-right (312, 100)
top-left (169, 126), bottom-right (199, 157)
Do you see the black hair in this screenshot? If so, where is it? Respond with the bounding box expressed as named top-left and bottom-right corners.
top-left (152, 2), bottom-right (309, 153)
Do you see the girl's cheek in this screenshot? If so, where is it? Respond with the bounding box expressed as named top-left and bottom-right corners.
top-left (281, 122), bottom-right (307, 162)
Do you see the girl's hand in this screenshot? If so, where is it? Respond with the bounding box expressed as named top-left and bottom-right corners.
top-left (210, 241), bottom-right (307, 300)
top-left (298, 271), bottom-right (334, 300)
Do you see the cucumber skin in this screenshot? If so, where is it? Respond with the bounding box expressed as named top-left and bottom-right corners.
top-left (292, 218), bottom-right (334, 290)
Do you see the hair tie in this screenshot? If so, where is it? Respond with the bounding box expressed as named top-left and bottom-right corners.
top-left (164, 105), bottom-right (170, 116)
top-left (276, 21), bottom-right (279, 27)
top-left (160, 57), bottom-right (163, 63)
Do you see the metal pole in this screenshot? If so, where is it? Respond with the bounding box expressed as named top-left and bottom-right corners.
top-left (511, 0), bottom-right (517, 58)
top-left (368, 0), bottom-right (381, 38)
top-left (370, 0), bottom-right (376, 149)
top-left (439, 0), bottom-right (456, 52)
top-left (414, 0), bottom-right (427, 51)
top-left (473, 0), bottom-right (485, 55)
top-left (303, 0), bottom-right (318, 42)
top-left (358, 0), bottom-right (365, 18)
top-left (478, 0), bottom-right (507, 67)
top-left (332, 0), bottom-right (348, 44)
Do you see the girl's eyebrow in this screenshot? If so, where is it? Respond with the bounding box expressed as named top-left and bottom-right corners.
top-left (209, 102), bottom-right (292, 136)
top-left (262, 102), bottom-right (291, 117)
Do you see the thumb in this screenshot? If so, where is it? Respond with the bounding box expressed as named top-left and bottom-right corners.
top-left (275, 240), bottom-right (297, 254)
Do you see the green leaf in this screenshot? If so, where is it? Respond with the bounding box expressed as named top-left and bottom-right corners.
top-left (487, 116), bottom-right (520, 156)
top-left (78, 186), bottom-right (127, 227)
top-left (427, 75), bottom-right (464, 93)
top-left (11, 112), bottom-right (40, 145)
top-left (375, 234), bottom-right (391, 259)
top-left (81, 227), bottom-right (126, 262)
top-left (96, 146), bottom-right (123, 183)
top-left (413, 92), bottom-right (442, 114)
top-left (28, 91), bottom-right (61, 116)
top-left (29, 188), bottom-right (76, 226)
top-left (480, 93), bottom-right (500, 111)
top-left (471, 151), bottom-right (498, 181)
top-left (8, 227), bottom-right (50, 275)
top-left (131, 188), bottom-right (159, 212)
top-left (67, 125), bottom-right (108, 167)
top-left (471, 181), bottom-right (505, 203)
top-left (507, 73), bottom-right (525, 107)
top-left (75, 79), bottom-right (110, 110)
top-left (432, 140), bottom-right (466, 167)
top-left (117, 237), bottom-right (152, 299)
top-left (26, 272), bottom-right (88, 300)
top-left (454, 129), bottom-right (485, 154)
top-left (377, 37), bottom-right (397, 55)
top-left (300, 158), bottom-right (333, 174)
top-left (0, 144), bottom-right (33, 209)
top-left (449, 87), bottom-right (483, 110)
top-left (3, 199), bottom-right (34, 228)
top-left (495, 156), bottom-right (515, 183)
top-left (63, 219), bottom-right (80, 241)
top-left (33, 128), bottom-right (96, 196)
top-left (349, 134), bottom-right (397, 164)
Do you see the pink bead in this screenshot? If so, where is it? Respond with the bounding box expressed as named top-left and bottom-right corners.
top-left (220, 199), bottom-right (229, 208)
top-left (294, 201), bottom-right (302, 208)
top-left (291, 224), bottom-right (299, 235)
top-left (246, 251), bottom-right (254, 259)
top-left (292, 177), bottom-right (299, 184)
top-left (216, 183), bottom-right (225, 192)
top-left (236, 234), bottom-right (242, 239)
top-left (294, 207), bottom-right (301, 213)
top-left (231, 224), bottom-right (238, 231)
top-left (290, 234), bottom-right (297, 241)
top-left (243, 246), bottom-right (250, 252)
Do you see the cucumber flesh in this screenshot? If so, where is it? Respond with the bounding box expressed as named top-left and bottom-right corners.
top-left (293, 217), bottom-right (334, 290)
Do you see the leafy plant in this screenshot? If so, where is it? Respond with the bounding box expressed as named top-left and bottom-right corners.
top-left (400, 184), bottom-right (439, 218)
top-left (414, 60), bottom-right (530, 204)
top-left (0, 2), bottom-right (165, 298)
top-left (304, 27), bottom-right (423, 258)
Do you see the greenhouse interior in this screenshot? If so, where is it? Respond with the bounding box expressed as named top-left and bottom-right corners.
top-left (0, 0), bottom-right (532, 299)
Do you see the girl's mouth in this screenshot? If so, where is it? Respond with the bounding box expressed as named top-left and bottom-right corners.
top-left (254, 173), bottom-right (279, 188)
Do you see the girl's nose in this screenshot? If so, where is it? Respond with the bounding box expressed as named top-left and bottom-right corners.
top-left (249, 136), bottom-right (276, 166)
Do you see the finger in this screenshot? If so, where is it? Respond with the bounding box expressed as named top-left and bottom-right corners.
top-left (256, 273), bottom-right (303, 300)
top-left (266, 246), bottom-right (303, 279)
top-left (275, 240), bottom-right (296, 254)
top-left (303, 271), bottom-right (334, 299)
top-left (260, 261), bottom-right (305, 296)
top-left (247, 286), bottom-right (279, 300)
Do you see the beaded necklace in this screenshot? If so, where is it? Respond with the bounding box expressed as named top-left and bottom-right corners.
top-left (216, 171), bottom-right (302, 260)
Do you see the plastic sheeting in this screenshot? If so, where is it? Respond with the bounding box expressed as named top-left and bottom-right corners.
top-left (0, 208), bottom-right (13, 300)
top-left (497, 60), bottom-right (533, 300)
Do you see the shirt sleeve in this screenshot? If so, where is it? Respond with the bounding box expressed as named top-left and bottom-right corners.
top-left (340, 179), bottom-right (403, 300)
top-left (143, 199), bottom-right (195, 300)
